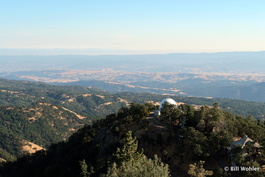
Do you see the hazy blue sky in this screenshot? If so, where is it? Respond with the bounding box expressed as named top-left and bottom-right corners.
top-left (1, 0), bottom-right (265, 54)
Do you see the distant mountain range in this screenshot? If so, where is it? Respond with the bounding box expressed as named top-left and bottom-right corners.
top-left (1, 70), bottom-right (265, 102)
top-left (0, 51), bottom-right (265, 102)
top-left (182, 82), bottom-right (265, 102)
top-left (53, 79), bottom-right (265, 103)
top-left (0, 51), bottom-right (265, 73)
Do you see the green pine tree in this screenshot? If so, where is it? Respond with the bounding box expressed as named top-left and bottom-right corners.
top-left (106, 131), bottom-right (170, 177)
top-left (113, 131), bottom-right (142, 163)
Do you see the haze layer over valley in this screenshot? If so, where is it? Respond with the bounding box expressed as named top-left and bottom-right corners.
top-left (1, 51), bottom-right (265, 73)
top-left (1, 51), bottom-right (265, 102)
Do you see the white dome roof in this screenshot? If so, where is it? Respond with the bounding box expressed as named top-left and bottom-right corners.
top-left (159, 98), bottom-right (177, 110)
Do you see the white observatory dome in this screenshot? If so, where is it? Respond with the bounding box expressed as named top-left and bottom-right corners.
top-left (159, 98), bottom-right (177, 110)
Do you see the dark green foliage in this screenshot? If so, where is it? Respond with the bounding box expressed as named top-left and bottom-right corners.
top-left (1, 78), bottom-right (265, 119)
top-left (188, 161), bottom-right (213, 177)
top-left (113, 131), bottom-right (142, 164)
top-left (0, 79), bottom-right (265, 177)
top-left (0, 103), bottom-right (89, 160)
top-left (105, 154), bottom-right (170, 177)
top-left (160, 102), bottom-right (183, 125)
top-left (105, 131), bottom-right (170, 177)
top-left (1, 78), bottom-right (265, 120)
top-left (117, 92), bottom-right (265, 120)
top-left (1, 101), bottom-right (265, 177)
top-left (0, 103), bottom-right (154, 177)
top-left (0, 78), bottom-right (125, 119)
top-left (208, 130), bottom-right (232, 152)
top-left (180, 104), bottom-right (265, 161)
top-left (1, 125), bottom-right (100, 177)
top-left (184, 127), bottom-right (210, 159)
top-left (0, 131), bottom-right (22, 161)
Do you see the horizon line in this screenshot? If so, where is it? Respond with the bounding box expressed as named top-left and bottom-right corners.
top-left (0, 48), bottom-right (264, 56)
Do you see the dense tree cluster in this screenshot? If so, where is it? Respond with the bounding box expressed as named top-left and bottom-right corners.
top-left (105, 131), bottom-right (170, 177)
top-left (0, 103), bottom-right (168, 177)
top-left (0, 103), bottom-right (88, 161)
top-left (0, 79), bottom-right (265, 176)
top-left (0, 101), bottom-right (264, 177)
top-left (158, 102), bottom-right (265, 176)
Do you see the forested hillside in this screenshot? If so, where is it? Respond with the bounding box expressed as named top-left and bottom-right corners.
top-left (0, 79), bottom-right (127, 161)
top-left (1, 78), bottom-right (265, 163)
top-left (0, 79), bottom-right (126, 118)
top-left (1, 102), bottom-right (265, 177)
top-left (0, 102), bottom-right (88, 161)
top-left (1, 78), bottom-right (265, 119)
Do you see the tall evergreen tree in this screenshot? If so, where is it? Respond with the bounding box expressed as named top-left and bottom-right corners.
top-left (113, 131), bottom-right (142, 163)
top-left (106, 131), bottom-right (170, 177)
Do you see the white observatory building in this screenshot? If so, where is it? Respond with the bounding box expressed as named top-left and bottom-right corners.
top-left (159, 98), bottom-right (178, 110)
top-left (154, 98), bottom-right (178, 117)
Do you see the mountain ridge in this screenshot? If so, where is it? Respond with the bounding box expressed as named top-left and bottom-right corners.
top-left (1, 78), bottom-right (265, 162)
top-left (1, 51), bottom-right (265, 73)
top-left (1, 101), bottom-right (265, 177)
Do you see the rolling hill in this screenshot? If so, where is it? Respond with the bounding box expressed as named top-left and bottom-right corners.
top-left (1, 78), bottom-right (265, 162)
top-left (1, 101), bottom-right (265, 177)
top-left (0, 102), bottom-right (87, 161)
